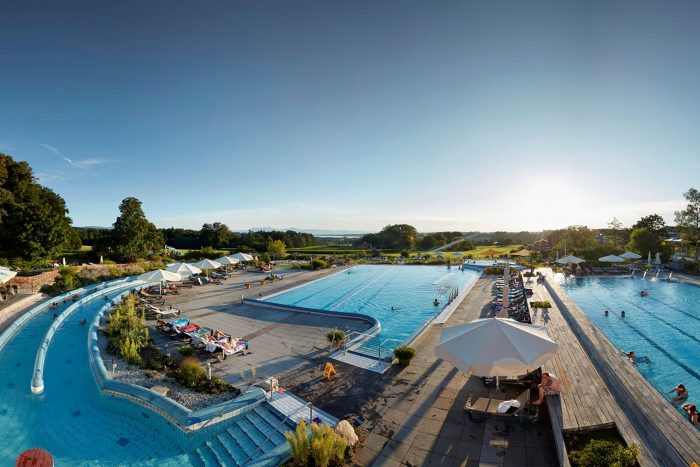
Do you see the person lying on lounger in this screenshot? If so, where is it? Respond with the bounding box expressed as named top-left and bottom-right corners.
top-left (532, 372), bottom-right (560, 405)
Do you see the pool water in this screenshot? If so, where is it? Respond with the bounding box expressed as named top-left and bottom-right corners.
top-left (264, 265), bottom-right (480, 354)
top-left (0, 284), bottom-right (293, 466)
top-left (560, 276), bottom-right (700, 420)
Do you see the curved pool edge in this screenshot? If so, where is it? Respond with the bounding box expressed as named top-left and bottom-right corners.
top-left (544, 274), bottom-right (700, 466)
top-left (88, 289), bottom-right (268, 433)
top-left (31, 279), bottom-right (145, 394)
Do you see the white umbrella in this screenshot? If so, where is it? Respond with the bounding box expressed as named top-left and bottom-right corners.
top-left (166, 262), bottom-right (202, 276)
top-left (598, 254), bottom-right (625, 263)
top-left (0, 266), bottom-right (17, 284)
top-left (191, 259), bottom-right (223, 270)
top-left (230, 252), bottom-right (254, 262)
top-left (620, 252), bottom-right (642, 260)
top-left (556, 255), bottom-right (585, 264)
top-left (435, 318), bottom-right (558, 387)
top-left (654, 252), bottom-right (662, 265)
top-left (138, 269), bottom-right (183, 294)
top-left (215, 256), bottom-right (240, 266)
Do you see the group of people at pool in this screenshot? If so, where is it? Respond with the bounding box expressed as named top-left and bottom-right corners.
top-left (666, 384), bottom-right (700, 426)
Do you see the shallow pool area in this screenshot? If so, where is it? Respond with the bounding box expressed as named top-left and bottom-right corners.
top-left (263, 265), bottom-right (480, 354)
top-left (0, 282), bottom-right (294, 466)
top-left (560, 275), bottom-right (700, 420)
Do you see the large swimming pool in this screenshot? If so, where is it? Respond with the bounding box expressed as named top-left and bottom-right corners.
top-left (560, 276), bottom-right (700, 419)
top-left (263, 265), bottom-right (480, 355)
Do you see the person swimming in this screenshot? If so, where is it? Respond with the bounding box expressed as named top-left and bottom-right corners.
top-left (621, 310), bottom-right (626, 317)
top-left (79, 318), bottom-right (87, 326)
top-left (433, 299), bottom-right (440, 306)
top-left (640, 289), bottom-right (649, 296)
top-left (604, 310), bottom-right (609, 316)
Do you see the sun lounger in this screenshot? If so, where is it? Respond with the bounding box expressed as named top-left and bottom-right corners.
top-left (150, 306), bottom-right (180, 318)
top-left (216, 339), bottom-right (249, 359)
top-left (161, 317), bottom-right (189, 332)
top-left (464, 388), bottom-right (536, 422)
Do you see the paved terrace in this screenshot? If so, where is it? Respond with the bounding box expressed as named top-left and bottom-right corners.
top-left (281, 277), bottom-right (559, 467)
top-left (541, 269), bottom-right (700, 467)
top-left (148, 267), bottom-right (374, 387)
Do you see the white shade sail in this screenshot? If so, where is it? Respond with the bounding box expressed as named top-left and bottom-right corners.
top-left (191, 259), bottom-right (223, 270)
top-left (230, 252), bottom-right (254, 262)
top-left (0, 266), bottom-right (17, 284)
top-left (598, 255), bottom-right (625, 263)
top-left (138, 269), bottom-right (183, 282)
top-left (556, 255), bottom-right (585, 264)
top-left (215, 256), bottom-right (240, 266)
top-left (166, 262), bottom-right (202, 276)
top-left (620, 252), bottom-right (642, 260)
top-left (435, 318), bottom-right (558, 376)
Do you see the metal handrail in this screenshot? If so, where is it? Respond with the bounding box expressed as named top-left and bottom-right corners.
top-left (244, 401), bottom-right (313, 464)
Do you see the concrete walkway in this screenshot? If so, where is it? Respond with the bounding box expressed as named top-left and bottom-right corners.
top-left (149, 266), bottom-right (373, 387)
top-left (282, 277), bottom-right (558, 467)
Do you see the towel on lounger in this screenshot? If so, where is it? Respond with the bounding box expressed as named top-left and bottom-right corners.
top-left (497, 400), bottom-right (521, 414)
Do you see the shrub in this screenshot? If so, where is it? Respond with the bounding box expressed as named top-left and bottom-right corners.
top-left (285, 420), bottom-right (347, 467)
top-left (105, 294), bottom-right (150, 362)
top-left (530, 301), bottom-right (552, 309)
top-left (569, 439), bottom-right (639, 467)
top-left (484, 267), bottom-right (504, 275)
top-left (326, 330), bottom-right (346, 345)
top-left (178, 345), bottom-right (195, 357)
top-left (393, 346), bottom-right (416, 365)
top-left (175, 357), bottom-right (206, 389)
top-left (312, 259), bottom-right (328, 270)
top-left (523, 271), bottom-right (535, 277)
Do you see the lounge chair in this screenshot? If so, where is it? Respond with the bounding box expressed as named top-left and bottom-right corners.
top-left (464, 388), bottom-right (537, 422)
top-left (216, 339), bottom-right (249, 359)
top-left (148, 305), bottom-right (180, 318)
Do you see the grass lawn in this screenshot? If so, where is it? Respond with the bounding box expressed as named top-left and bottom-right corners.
top-left (287, 244), bottom-right (523, 258)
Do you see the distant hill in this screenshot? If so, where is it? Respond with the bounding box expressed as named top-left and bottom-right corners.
top-left (247, 227), bottom-right (370, 236)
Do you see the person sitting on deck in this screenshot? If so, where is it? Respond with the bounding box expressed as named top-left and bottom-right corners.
top-left (682, 404), bottom-right (700, 426)
top-left (666, 384), bottom-right (688, 404)
top-left (532, 372), bottom-right (561, 405)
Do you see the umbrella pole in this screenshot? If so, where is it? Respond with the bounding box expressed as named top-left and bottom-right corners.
top-left (496, 376), bottom-right (499, 390)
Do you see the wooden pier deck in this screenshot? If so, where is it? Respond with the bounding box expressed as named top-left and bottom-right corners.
top-left (540, 270), bottom-right (700, 467)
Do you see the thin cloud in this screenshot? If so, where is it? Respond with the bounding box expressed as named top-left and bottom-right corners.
top-left (40, 143), bottom-right (108, 169)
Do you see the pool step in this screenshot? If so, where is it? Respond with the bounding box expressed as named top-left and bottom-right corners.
top-left (331, 349), bottom-right (391, 373)
top-left (191, 402), bottom-right (296, 466)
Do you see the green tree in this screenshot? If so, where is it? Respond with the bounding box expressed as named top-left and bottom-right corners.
top-left (675, 188), bottom-right (700, 261)
top-left (199, 222), bottom-right (232, 248)
top-left (631, 214), bottom-right (668, 238)
top-left (626, 228), bottom-right (658, 257)
top-left (608, 217), bottom-right (624, 247)
top-left (266, 239), bottom-right (287, 256)
top-left (0, 153), bottom-right (74, 261)
top-left (110, 197), bottom-right (163, 262)
top-left (64, 228), bottom-right (83, 251)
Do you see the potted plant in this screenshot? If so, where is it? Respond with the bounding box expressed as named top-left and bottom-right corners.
top-left (393, 346), bottom-right (416, 366)
top-left (326, 330), bottom-right (346, 348)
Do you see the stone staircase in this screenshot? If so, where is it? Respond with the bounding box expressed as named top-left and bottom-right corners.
top-left (191, 404), bottom-right (296, 466)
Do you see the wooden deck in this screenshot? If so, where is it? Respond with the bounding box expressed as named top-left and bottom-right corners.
top-left (542, 271), bottom-right (700, 467)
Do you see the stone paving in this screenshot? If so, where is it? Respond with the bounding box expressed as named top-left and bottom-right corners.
top-left (281, 277), bottom-right (558, 467)
top-left (148, 267), bottom-right (372, 387)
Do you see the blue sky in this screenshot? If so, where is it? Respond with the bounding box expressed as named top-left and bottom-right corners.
top-left (2, 0), bottom-right (699, 232)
